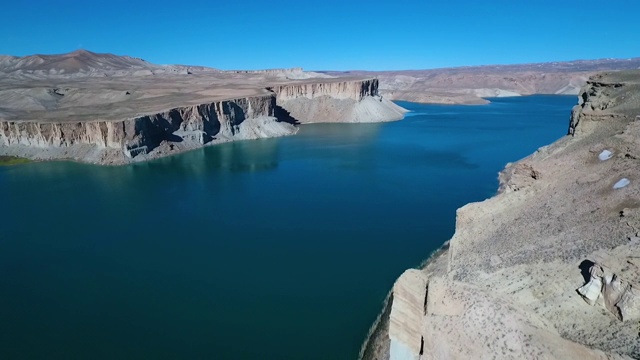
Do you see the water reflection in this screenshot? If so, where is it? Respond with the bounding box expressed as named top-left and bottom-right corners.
top-left (0, 96), bottom-right (576, 360)
top-left (139, 138), bottom-right (281, 174)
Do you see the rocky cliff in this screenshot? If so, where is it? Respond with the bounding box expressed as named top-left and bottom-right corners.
top-left (272, 79), bottom-right (407, 123)
top-left (272, 78), bottom-right (379, 101)
top-left (0, 51), bottom-right (408, 165)
top-left (0, 77), bottom-right (407, 164)
top-left (362, 70), bottom-right (640, 359)
top-left (0, 94), bottom-right (296, 165)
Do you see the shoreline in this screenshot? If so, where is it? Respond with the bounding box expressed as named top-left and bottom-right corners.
top-left (362, 70), bottom-right (640, 359)
top-left (0, 112), bottom-right (408, 167)
top-left (0, 155), bottom-right (31, 166)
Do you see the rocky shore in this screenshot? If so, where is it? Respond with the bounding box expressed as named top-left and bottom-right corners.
top-left (361, 70), bottom-right (640, 359)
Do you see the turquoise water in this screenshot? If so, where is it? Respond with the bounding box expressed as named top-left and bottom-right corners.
top-left (0, 96), bottom-right (574, 359)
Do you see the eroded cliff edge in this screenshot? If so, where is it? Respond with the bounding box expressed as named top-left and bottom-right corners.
top-left (0, 73), bottom-right (405, 164)
top-left (0, 94), bottom-right (296, 165)
top-left (362, 70), bottom-right (640, 359)
top-left (271, 78), bottom-right (406, 124)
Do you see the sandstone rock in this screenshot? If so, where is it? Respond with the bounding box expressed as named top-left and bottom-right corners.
top-left (272, 79), bottom-right (407, 124)
top-left (578, 263), bottom-right (640, 321)
top-left (388, 269), bottom-right (427, 360)
top-left (578, 264), bottom-right (605, 305)
top-left (0, 52), bottom-right (407, 164)
top-left (0, 95), bottom-right (299, 164)
top-left (363, 70), bottom-right (640, 359)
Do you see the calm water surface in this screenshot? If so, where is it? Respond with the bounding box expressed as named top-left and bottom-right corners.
top-left (0, 96), bottom-right (575, 359)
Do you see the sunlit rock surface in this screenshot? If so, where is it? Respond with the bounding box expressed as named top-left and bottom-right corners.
top-left (362, 71), bottom-right (640, 359)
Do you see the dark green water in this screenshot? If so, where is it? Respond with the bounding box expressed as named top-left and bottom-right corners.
top-left (0, 96), bottom-right (574, 359)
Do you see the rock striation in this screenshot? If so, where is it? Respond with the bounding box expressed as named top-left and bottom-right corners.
top-left (362, 70), bottom-right (640, 359)
top-left (272, 79), bottom-right (407, 123)
top-left (272, 79), bottom-right (379, 101)
top-left (0, 94), bottom-right (295, 164)
top-left (0, 51), bottom-right (407, 164)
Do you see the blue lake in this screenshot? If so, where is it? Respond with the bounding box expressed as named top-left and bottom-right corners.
top-left (0, 96), bottom-right (575, 359)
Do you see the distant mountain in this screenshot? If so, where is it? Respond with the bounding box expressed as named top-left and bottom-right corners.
top-left (2, 50), bottom-right (639, 105)
top-left (0, 49), bottom-right (218, 78)
top-left (321, 57), bottom-right (640, 104)
top-left (321, 58), bottom-right (640, 76)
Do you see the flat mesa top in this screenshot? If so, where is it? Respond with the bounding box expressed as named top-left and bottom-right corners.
top-left (0, 72), bottom-right (373, 123)
top-left (0, 49), bottom-right (370, 123)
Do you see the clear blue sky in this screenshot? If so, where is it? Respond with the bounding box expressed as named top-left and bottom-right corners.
top-left (1, 0), bottom-right (638, 70)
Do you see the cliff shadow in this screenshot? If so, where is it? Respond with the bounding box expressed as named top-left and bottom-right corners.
top-left (133, 113), bottom-right (181, 154)
top-left (274, 105), bottom-right (299, 125)
top-left (221, 102), bottom-right (248, 136)
top-left (579, 259), bottom-right (595, 283)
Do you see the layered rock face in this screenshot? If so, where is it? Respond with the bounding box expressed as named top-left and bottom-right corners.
top-left (0, 77), bottom-right (407, 164)
top-left (273, 79), bottom-right (407, 123)
top-left (0, 51), bottom-right (408, 164)
top-left (273, 79), bottom-right (379, 101)
top-left (0, 95), bottom-right (296, 164)
top-left (362, 70), bottom-right (640, 359)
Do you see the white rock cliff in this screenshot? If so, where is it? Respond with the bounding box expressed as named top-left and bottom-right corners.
top-left (361, 70), bottom-right (640, 360)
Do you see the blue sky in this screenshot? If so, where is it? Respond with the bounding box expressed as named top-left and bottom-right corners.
top-left (1, 0), bottom-right (638, 70)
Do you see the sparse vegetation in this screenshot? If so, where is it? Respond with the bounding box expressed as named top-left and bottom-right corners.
top-left (0, 156), bottom-right (30, 166)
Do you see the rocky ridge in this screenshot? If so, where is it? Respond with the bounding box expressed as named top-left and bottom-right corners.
top-left (326, 58), bottom-right (640, 105)
top-left (361, 70), bottom-right (640, 359)
top-left (0, 51), bottom-right (406, 164)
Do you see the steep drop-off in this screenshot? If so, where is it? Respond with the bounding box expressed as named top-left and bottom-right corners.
top-left (0, 77), bottom-right (407, 164)
top-left (272, 79), bottom-right (407, 123)
top-left (362, 70), bottom-right (640, 360)
top-left (0, 51), bottom-right (408, 164)
top-left (0, 94), bottom-right (296, 164)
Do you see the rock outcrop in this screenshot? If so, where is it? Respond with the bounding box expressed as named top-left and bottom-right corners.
top-left (0, 51), bottom-right (408, 164)
top-left (272, 79), bottom-right (407, 123)
top-left (272, 79), bottom-right (379, 101)
top-left (577, 261), bottom-right (640, 321)
top-left (0, 95), bottom-right (296, 164)
top-left (388, 270), bottom-right (428, 360)
top-left (361, 70), bottom-right (640, 359)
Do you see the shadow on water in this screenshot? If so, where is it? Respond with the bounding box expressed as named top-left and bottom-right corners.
top-left (0, 136), bottom-right (283, 196)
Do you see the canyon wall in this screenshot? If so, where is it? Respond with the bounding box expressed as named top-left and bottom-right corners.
top-left (0, 94), bottom-right (296, 165)
top-left (272, 79), bottom-right (407, 123)
top-left (272, 78), bottom-right (379, 101)
top-left (362, 70), bottom-right (640, 359)
top-left (0, 77), bottom-right (408, 164)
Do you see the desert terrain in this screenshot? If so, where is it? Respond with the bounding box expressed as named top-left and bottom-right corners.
top-left (362, 70), bottom-right (640, 359)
